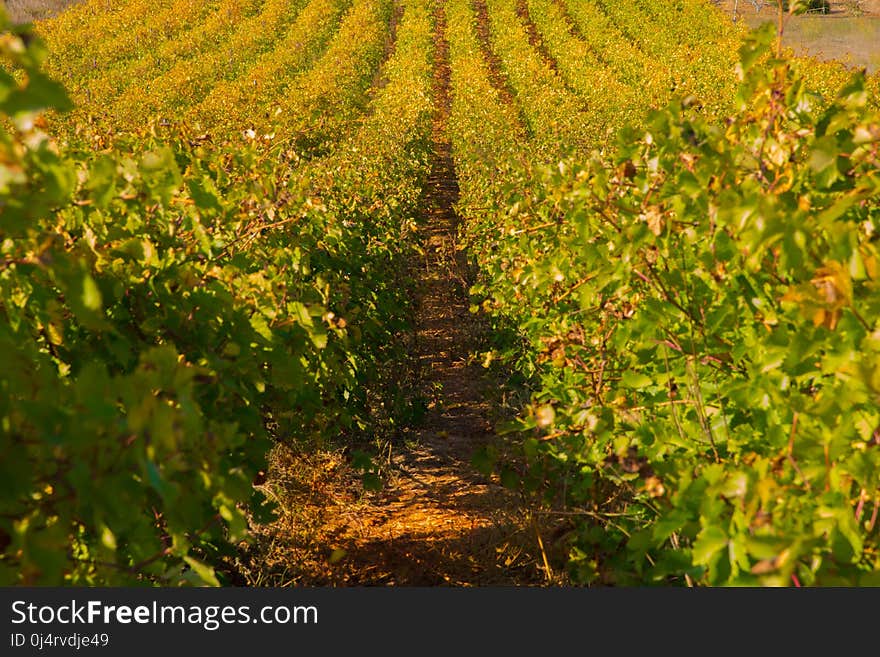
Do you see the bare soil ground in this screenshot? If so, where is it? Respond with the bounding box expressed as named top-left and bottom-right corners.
top-left (716, 0), bottom-right (880, 72)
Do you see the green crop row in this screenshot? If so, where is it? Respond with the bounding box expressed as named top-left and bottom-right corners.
top-left (522, 0), bottom-right (635, 131)
top-left (0, 0), bottom-right (434, 585)
top-left (192, 0), bottom-right (352, 134)
top-left (43, 0), bottom-right (219, 84)
top-left (106, 0), bottom-right (309, 125)
top-left (481, 0), bottom-right (596, 155)
top-left (452, 10), bottom-right (880, 584)
top-left (64, 0), bottom-right (261, 113)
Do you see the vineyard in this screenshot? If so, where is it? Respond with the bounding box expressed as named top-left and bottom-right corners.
top-left (1, 0), bottom-right (879, 586)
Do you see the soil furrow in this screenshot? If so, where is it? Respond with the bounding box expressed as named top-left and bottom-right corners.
top-left (365, 0), bottom-right (406, 107)
top-left (471, 0), bottom-right (532, 135)
top-left (245, 1), bottom-right (548, 586)
top-left (315, 2), bottom-right (543, 585)
top-left (551, 0), bottom-right (585, 40)
top-left (515, 0), bottom-right (559, 73)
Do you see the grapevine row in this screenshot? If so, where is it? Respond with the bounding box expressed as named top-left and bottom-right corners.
top-left (0, 0), bottom-right (434, 585)
top-left (450, 0), bottom-right (880, 584)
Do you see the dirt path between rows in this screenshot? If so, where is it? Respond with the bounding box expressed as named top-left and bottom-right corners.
top-left (316, 2), bottom-right (544, 586)
top-left (244, 2), bottom-right (556, 586)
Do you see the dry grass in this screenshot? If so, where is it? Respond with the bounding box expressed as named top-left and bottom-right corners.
top-left (780, 15), bottom-right (880, 72)
top-left (3, 0), bottom-right (80, 23)
top-left (716, 0), bottom-right (880, 72)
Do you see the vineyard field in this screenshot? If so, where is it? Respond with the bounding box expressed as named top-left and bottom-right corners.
top-left (1, 0), bottom-right (880, 587)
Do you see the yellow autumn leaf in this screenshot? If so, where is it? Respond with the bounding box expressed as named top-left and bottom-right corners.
top-left (783, 261), bottom-right (852, 330)
top-left (811, 261), bottom-right (852, 308)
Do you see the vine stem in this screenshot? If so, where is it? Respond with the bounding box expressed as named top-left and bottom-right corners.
top-left (669, 533), bottom-right (694, 587)
top-left (868, 500), bottom-right (878, 532)
top-left (776, 0), bottom-right (784, 58)
top-left (855, 490), bottom-right (866, 522)
top-left (531, 514), bottom-right (553, 583)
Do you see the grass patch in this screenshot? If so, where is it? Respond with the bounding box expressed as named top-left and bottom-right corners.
top-left (4, 0), bottom-right (81, 23)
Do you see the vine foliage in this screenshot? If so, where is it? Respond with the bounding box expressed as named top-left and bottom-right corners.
top-left (475, 25), bottom-right (880, 585)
